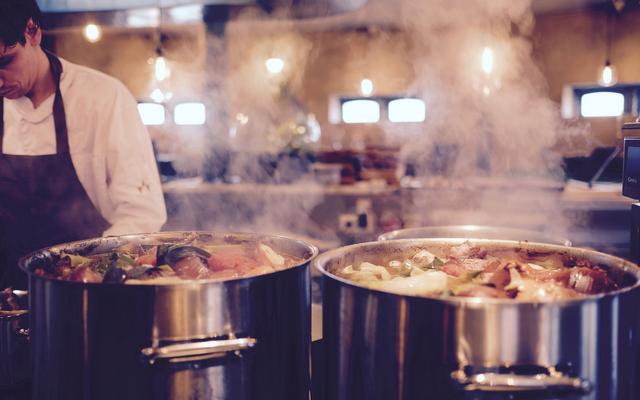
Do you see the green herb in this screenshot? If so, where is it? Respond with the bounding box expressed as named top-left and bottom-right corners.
top-left (117, 254), bottom-right (136, 267)
top-left (158, 265), bottom-right (173, 273)
top-left (464, 270), bottom-right (482, 280)
top-left (440, 290), bottom-right (454, 298)
top-left (421, 257), bottom-right (445, 270)
top-left (94, 259), bottom-right (109, 274)
top-left (61, 253), bottom-right (92, 268)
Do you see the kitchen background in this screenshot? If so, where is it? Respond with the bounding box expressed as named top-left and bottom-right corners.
top-left (37, 0), bottom-right (640, 257)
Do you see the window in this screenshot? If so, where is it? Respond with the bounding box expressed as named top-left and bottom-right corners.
top-left (174, 102), bottom-right (206, 125)
top-left (568, 84), bottom-right (640, 119)
top-left (580, 92), bottom-right (625, 117)
top-left (137, 103), bottom-right (165, 126)
top-left (388, 98), bottom-right (426, 122)
top-left (339, 96), bottom-right (425, 124)
top-left (342, 99), bottom-right (380, 124)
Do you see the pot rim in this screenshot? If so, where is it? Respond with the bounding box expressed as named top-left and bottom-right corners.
top-left (314, 238), bottom-right (640, 306)
top-left (378, 225), bottom-right (572, 246)
top-left (19, 231), bottom-right (319, 287)
top-left (0, 310), bottom-right (28, 320)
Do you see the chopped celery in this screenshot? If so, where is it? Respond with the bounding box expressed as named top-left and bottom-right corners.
top-left (61, 253), bottom-right (92, 268)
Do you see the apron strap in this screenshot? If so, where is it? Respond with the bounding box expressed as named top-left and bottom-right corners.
top-left (45, 51), bottom-right (70, 154)
top-left (0, 50), bottom-right (70, 154)
top-left (0, 98), bottom-right (4, 154)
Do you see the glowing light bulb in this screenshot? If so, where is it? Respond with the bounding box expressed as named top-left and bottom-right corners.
top-left (150, 88), bottom-right (165, 103)
top-left (236, 113), bottom-right (249, 125)
top-left (598, 61), bottom-right (618, 87)
top-left (265, 58), bottom-right (285, 74)
top-left (154, 56), bottom-right (170, 82)
top-left (360, 79), bottom-right (374, 96)
top-left (83, 24), bottom-right (102, 43)
top-left (150, 88), bottom-right (166, 103)
top-left (481, 47), bottom-right (494, 75)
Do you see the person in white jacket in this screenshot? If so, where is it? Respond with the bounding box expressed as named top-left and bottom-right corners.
top-left (0, 0), bottom-right (167, 288)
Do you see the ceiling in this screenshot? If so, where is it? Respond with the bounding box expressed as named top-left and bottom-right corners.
top-left (39, 0), bottom-right (250, 12)
top-left (39, 0), bottom-right (625, 30)
top-left (531, 0), bottom-right (610, 14)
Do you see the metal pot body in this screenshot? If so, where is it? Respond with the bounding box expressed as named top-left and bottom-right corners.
top-left (0, 312), bottom-right (29, 390)
top-left (315, 239), bottom-right (640, 400)
top-left (21, 232), bottom-right (317, 400)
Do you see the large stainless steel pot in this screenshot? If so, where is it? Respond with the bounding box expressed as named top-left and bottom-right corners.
top-left (314, 239), bottom-right (640, 400)
top-left (0, 297), bottom-right (29, 390)
top-left (19, 232), bottom-right (318, 400)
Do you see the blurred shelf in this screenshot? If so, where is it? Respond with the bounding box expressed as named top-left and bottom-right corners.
top-left (163, 178), bottom-right (400, 196)
top-left (561, 180), bottom-right (633, 211)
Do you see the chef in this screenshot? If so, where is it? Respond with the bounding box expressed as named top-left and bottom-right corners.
top-left (0, 0), bottom-right (167, 288)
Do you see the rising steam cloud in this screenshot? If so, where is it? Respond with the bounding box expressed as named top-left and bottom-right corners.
top-left (166, 0), bottom-right (587, 244)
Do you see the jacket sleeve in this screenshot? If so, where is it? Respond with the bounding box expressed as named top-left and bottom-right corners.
top-left (101, 83), bottom-right (167, 236)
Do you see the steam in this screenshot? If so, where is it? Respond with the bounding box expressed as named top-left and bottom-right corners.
top-left (387, 0), bottom-right (585, 238)
top-left (397, 0), bottom-right (550, 175)
top-left (165, 0), bottom-right (588, 245)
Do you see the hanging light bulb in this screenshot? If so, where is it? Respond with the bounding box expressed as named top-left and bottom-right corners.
top-left (360, 79), bottom-right (374, 96)
top-left (597, 11), bottom-right (619, 87)
top-left (481, 47), bottom-right (494, 75)
top-left (150, 88), bottom-right (166, 103)
top-left (83, 23), bottom-right (102, 43)
top-left (149, 88), bottom-right (173, 103)
top-left (598, 60), bottom-right (618, 87)
top-left (154, 47), bottom-right (171, 82)
top-left (265, 57), bottom-right (285, 75)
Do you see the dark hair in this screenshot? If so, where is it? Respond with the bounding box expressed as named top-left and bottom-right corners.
top-left (0, 0), bottom-right (43, 48)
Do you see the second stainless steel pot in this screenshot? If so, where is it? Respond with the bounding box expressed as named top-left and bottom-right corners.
top-left (0, 308), bottom-right (29, 390)
top-left (314, 239), bottom-right (640, 400)
top-left (20, 232), bottom-right (318, 400)
top-left (379, 225), bottom-right (572, 246)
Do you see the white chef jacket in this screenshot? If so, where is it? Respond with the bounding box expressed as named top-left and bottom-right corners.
top-left (1, 58), bottom-right (167, 236)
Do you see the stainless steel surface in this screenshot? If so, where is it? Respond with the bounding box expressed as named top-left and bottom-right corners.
top-left (314, 239), bottom-right (640, 400)
top-left (0, 311), bottom-right (30, 389)
top-left (379, 225), bottom-right (572, 246)
top-left (41, 0), bottom-right (369, 30)
top-left (451, 369), bottom-right (591, 393)
top-left (142, 337), bottom-right (257, 364)
top-left (20, 231), bottom-right (317, 400)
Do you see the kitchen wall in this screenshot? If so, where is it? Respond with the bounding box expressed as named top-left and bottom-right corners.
top-left (49, 4), bottom-right (640, 155)
top-left (533, 6), bottom-right (640, 149)
top-left (224, 5), bottom-right (640, 153)
top-left (224, 22), bottom-right (416, 150)
top-left (533, 7), bottom-right (640, 102)
top-left (52, 25), bottom-right (207, 100)
top-left (51, 25), bottom-right (212, 172)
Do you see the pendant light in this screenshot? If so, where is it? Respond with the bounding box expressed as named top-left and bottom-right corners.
top-left (149, 2), bottom-right (172, 103)
top-left (598, 9), bottom-right (618, 87)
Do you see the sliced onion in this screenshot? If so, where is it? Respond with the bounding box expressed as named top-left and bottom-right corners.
top-left (528, 263), bottom-right (545, 271)
top-left (373, 271), bottom-right (448, 296)
top-left (360, 262), bottom-right (392, 281)
top-left (569, 271), bottom-right (594, 293)
top-left (411, 250), bottom-right (436, 267)
top-left (504, 267), bottom-right (524, 291)
top-left (258, 244), bottom-right (285, 268)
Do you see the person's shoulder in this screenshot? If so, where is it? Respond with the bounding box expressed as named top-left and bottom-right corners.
top-left (61, 58), bottom-right (131, 101)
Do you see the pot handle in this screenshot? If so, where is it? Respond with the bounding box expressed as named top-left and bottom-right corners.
top-left (451, 369), bottom-right (592, 393)
top-left (15, 328), bottom-right (29, 340)
top-left (141, 337), bottom-right (257, 365)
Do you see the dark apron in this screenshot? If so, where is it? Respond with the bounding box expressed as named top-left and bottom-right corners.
top-left (0, 51), bottom-right (109, 289)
